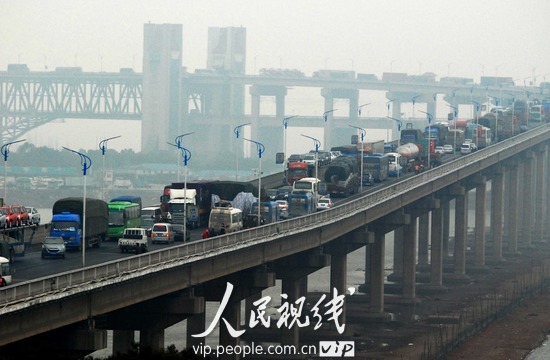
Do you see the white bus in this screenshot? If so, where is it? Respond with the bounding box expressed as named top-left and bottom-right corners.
top-left (0, 256), bottom-right (12, 286)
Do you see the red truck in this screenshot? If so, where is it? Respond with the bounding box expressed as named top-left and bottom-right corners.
top-left (286, 161), bottom-right (309, 185)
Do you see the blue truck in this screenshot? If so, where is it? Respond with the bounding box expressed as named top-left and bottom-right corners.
top-left (50, 197), bottom-right (109, 251)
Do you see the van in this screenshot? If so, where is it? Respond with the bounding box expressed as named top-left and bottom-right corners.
top-left (150, 223), bottom-right (175, 244)
top-left (460, 143), bottom-right (472, 155)
top-left (208, 207), bottom-right (243, 236)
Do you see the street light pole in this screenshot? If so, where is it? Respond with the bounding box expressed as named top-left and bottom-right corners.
top-left (282, 116), bottom-right (298, 180)
top-left (447, 104), bottom-right (458, 151)
top-left (471, 101), bottom-right (481, 147)
top-left (386, 117), bottom-right (402, 177)
top-left (99, 135), bottom-right (121, 200)
top-left (357, 103), bottom-right (370, 117)
top-left (1, 139), bottom-right (26, 203)
top-left (386, 99), bottom-right (395, 142)
top-left (63, 147), bottom-right (92, 268)
top-left (243, 138), bottom-right (265, 227)
top-left (411, 95), bottom-right (421, 119)
top-left (349, 125), bottom-right (366, 192)
top-left (168, 141), bottom-right (192, 242)
top-left (418, 110), bottom-right (433, 169)
top-left (175, 132), bottom-right (194, 182)
top-left (233, 123), bottom-right (250, 181)
top-left (301, 134), bottom-right (321, 202)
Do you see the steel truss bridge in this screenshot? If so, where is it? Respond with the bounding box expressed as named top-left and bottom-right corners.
top-left (0, 69), bottom-right (540, 145)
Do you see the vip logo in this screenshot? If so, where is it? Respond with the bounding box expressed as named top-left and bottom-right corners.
top-left (319, 341), bottom-right (355, 357)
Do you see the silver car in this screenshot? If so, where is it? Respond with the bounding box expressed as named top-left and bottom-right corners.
top-left (41, 237), bottom-right (66, 259)
top-left (25, 206), bottom-right (41, 226)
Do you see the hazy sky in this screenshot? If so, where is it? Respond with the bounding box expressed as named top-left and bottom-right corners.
top-left (2, 0), bottom-right (550, 152)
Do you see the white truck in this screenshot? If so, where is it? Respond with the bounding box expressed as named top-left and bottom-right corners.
top-left (168, 188), bottom-right (200, 228)
top-left (118, 228), bottom-right (148, 254)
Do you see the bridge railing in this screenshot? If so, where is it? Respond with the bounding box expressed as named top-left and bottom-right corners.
top-left (1, 124), bottom-right (548, 310)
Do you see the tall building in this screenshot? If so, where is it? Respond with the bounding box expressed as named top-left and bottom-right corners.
top-left (207, 27), bottom-right (246, 74)
top-left (141, 24), bottom-right (182, 152)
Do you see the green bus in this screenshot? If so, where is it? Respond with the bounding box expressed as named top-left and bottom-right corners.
top-left (107, 201), bottom-right (141, 240)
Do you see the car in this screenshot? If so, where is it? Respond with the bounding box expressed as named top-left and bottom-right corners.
top-left (470, 142), bottom-right (478, 151)
top-left (460, 143), bottom-right (472, 155)
top-left (9, 205), bottom-right (29, 226)
top-left (41, 236), bottom-right (66, 259)
top-left (1, 206), bottom-right (19, 228)
top-left (287, 154), bottom-right (305, 163)
top-left (435, 146), bottom-right (445, 155)
top-left (275, 200), bottom-right (289, 219)
top-left (443, 144), bottom-right (454, 154)
top-left (302, 153), bottom-right (317, 167)
top-left (316, 197), bottom-right (333, 211)
top-left (172, 224), bottom-right (191, 242)
top-left (0, 210), bottom-right (6, 229)
top-left (25, 206), bottom-right (41, 226)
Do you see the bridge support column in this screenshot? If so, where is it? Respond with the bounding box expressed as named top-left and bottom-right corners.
top-left (417, 213), bottom-right (430, 268)
top-left (402, 219), bottom-right (417, 301)
top-left (442, 201), bottom-right (451, 260)
top-left (369, 230), bottom-right (386, 314)
top-left (186, 312), bottom-right (206, 350)
top-left (473, 176), bottom-right (487, 270)
top-left (280, 275), bottom-right (303, 346)
top-left (140, 325), bottom-right (164, 353)
top-left (218, 299), bottom-right (242, 359)
top-left (490, 169), bottom-right (504, 262)
top-left (330, 251), bottom-right (348, 327)
top-left (430, 205), bottom-right (444, 287)
top-left (387, 228), bottom-right (403, 282)
top-left (506, 163), bottom-right (520, 254)
top-left (534, 149), bottom-right (545, 242)
top-left (112, 330), bottom-right (135, 356)
top-left (545, 145), bottom-right (550, 241)
top-left (521, 153), bottom-right (534, 247)
top-left (449, 190), bottom-right (470, 283)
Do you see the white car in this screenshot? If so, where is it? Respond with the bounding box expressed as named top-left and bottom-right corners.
top-left (25, 206), bottom-right (41, 226)
top-left (316, 197), bottom-right (333, 211)
top-left (435, 146), bottom-right (445, 155)
top-left (460, 143), bottom-right (473, 155)
top-left (443, 144), bottom-right (454, 154)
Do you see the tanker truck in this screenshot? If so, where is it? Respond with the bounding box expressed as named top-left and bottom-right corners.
top-left (393, 141), bottom-right (442, 173)
top-left (323, 156), bottom-right (360, 197)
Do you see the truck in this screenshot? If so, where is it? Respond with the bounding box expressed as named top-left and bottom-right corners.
top-left (356, 140), bottom-right (385, 155)
top-left (167, 188), bottom-right (200, 229)
top-left (395, 141), bottom-right (442, 172)
top-left (160, 180), bottom-right (256, 227)
top-left (118, 227), bottom-right (148, 254)
top-left (0, 233), bottom-right (32, 263)
top-left (50, 197), bottom-right (108, 251)
top-left (323, 156), bottom-right (360, 197)
top-left (286, 161), bottom-right (309, 185)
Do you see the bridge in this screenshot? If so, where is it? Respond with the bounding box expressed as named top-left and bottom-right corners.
top-left (0, 124), bottom-right (548, 358)
top-left (0, 65), bottom-right (541, 162)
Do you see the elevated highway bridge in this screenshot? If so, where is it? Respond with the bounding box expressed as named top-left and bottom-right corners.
top-left (0, 124), bottom-right (548, 358)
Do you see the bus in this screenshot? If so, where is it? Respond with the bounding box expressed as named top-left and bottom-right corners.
top-left (287, 192), bottom-right (316, 218)
top-left (141, 206), bottom-right (161, 231)
top-left (107, 201), bottom-right (141, 240)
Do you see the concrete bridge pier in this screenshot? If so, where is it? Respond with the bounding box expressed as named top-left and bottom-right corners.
top-left (443, 201), bottom-right (451, 261)
top-left (429, 202), bottom-right (445, 289)
top-left (321, 88), bottom-right (359, 149)
top-left (520, 152), bottom-right (535, 248)
top-left (472, 174), bottom-right (488, 271)
top-left (274, 251), bottom-right (330, 346)
top-left (505, 161), bottom-right (520, 255)
top-left (544, 145), bottom-right (550, 241)
top-left (534, 146), bottom-right (546, 242)
top-left (489, 166), bottom-right (505, 263)
top-left (447, 183), bottom-right (470, 283)
top-left (417, 213), bottom-right (430, 269)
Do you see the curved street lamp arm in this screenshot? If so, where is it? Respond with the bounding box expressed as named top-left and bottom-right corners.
top-left (167, 142), bottom-right (192, 165)
top-left (282, 115), bottom-right (298, 129)
top-left (63, 147), bottom-right (92, 175)
top-left (349, 125), bottom-right (366, 142)
top-left (386, 116), bottom-right (403, 131)
top-left (411, 95), bottom-right (422, 105)
top-left (233, 123), bottom-right (251, 138)
top-left (243, 138), bottom-right (265, 158)
top-left (418, 110), bottom-right (433, 124)
top-left (301, 134), bottom-right (321, 151)
top-left (357, 103), bottom-right (370, 116)
top-left (1, 139), bottom-right (26, 161)
top-left (99, 135), bottom-right (122, 155)
top-left (175, 132), bottom-right (195, 148)
top-left (323, 109), bottom-right (337, 122)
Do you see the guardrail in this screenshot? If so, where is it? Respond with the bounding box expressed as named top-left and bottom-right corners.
top-left (1, 124), bottom-right (548, 311)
